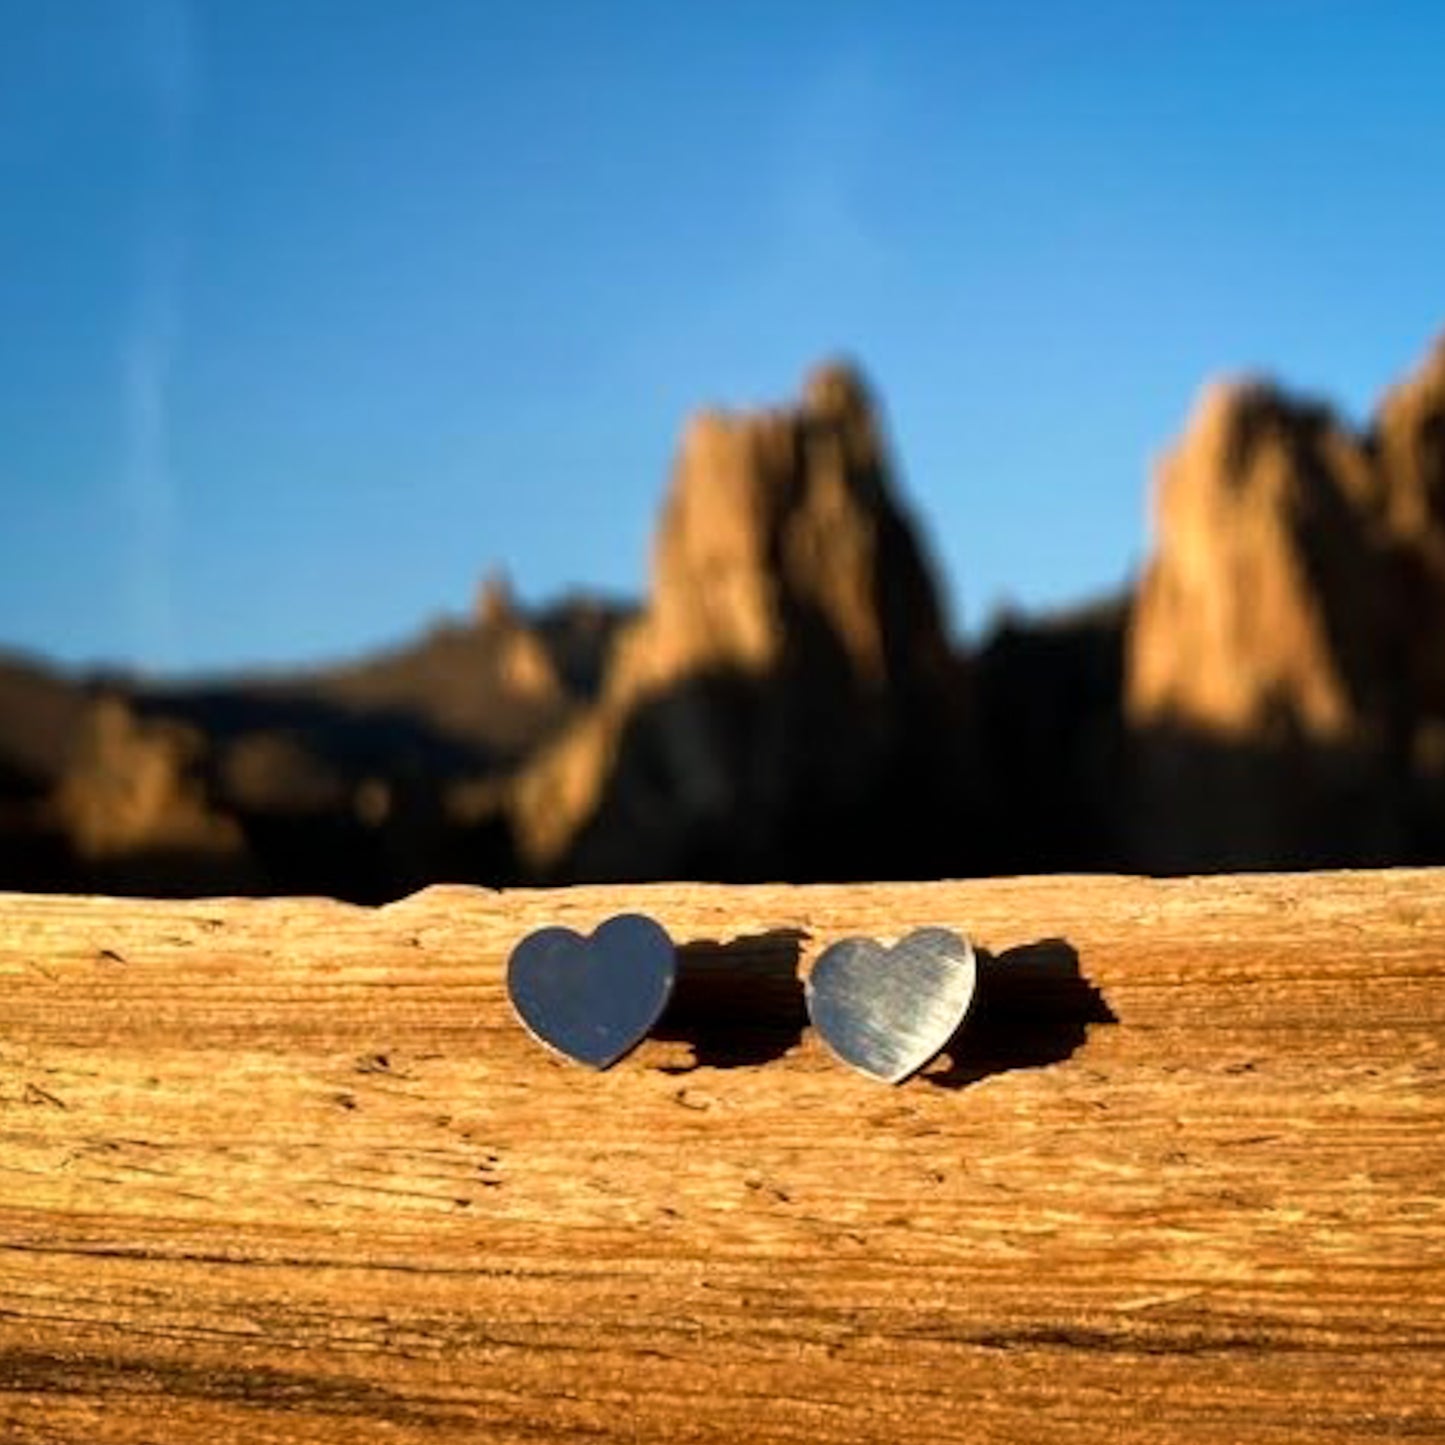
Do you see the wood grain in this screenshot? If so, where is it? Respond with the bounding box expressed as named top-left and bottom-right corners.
top-left (0, 870), bottom-right (1441, 1443)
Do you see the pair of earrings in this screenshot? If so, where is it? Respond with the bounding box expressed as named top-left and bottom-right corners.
top-left (507, 915), bottom-right (978, 1084)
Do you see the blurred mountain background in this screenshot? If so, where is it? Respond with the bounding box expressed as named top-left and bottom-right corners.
top-left (5, 336), bottom-right (1445, 897)
top-left (4, 3), bottom-right (1444, 896)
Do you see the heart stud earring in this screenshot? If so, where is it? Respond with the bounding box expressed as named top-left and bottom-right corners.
top-left (507, 914), bottom-right (677, 1069)
top-left (805, 928), bottom-right (977, 1083)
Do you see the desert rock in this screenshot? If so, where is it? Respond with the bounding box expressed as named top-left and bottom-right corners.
top-left (51, 695), bottom-right (262, 893)
top-left (509, 362), bottom-right (966, 881)
top-left (1124, 378), bottom-right (1405, 868)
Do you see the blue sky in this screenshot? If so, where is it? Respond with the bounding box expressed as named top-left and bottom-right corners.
top-left (2, 1), bottom-right (1443, 674)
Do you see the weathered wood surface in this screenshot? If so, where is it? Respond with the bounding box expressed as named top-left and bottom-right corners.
top-left (0, 870), bottom-right (1441, 1443)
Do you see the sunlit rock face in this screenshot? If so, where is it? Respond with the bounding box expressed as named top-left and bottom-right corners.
top-left (52, 694), bottom-right (263, 894)
top-left (1125, 336), bottom-right (1445, 869)
top-left (1129, 379), bottom-right (1392, 744)
top-left (508, 362), bottom-right (968, 882)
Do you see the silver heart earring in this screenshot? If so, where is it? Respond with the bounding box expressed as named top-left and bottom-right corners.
top-left (805, 928), bottom-right (978, 1083)
top-left (507, 914), bottom-right (677, 1069)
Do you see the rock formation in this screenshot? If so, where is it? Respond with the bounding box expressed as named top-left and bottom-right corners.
top-left (51, 694), bottom-right (263, 894)
top-left (2, 582), bottom-right (631, 900)
top-left (507, 362), bottom-right (968, 881)
top-left (1375, 337), bottom-right (1445, 713)
top-left (1372, 335), bottom-right (1445, 853)
top-left (6, 332), bottom-right (1445, 897)
top-left (1125, 335), bottom-right (1445, 869)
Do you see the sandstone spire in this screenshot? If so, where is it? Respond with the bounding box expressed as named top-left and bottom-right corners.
top-left (508, 361), bottom-right (962, 881)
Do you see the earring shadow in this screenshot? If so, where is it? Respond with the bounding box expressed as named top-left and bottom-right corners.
top-left (924, 937), bottom-right (1116, 1090)
top-left (653, 928), bottom-right (809, 1071)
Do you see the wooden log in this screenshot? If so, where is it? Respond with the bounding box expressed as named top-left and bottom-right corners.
top-left (0, 870), bottom-right (1441, 1443)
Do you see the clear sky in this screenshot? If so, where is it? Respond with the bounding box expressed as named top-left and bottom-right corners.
top-left (2, 1), bottom-right (1443, 674)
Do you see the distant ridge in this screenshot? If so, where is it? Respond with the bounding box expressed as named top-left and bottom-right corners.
top-left (3, 330), bottom-right (1444, 897)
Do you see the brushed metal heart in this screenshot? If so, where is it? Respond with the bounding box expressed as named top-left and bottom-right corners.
top-left (507, 914), bottom-right (676, 1069)
top-left (806, 928), bottom-right (977, 1083)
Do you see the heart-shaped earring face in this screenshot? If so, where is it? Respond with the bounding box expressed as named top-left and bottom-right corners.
top-left (507, 914), bottom-right (676, 1069)
top-left (806, 928), bottom-right (977, 1083)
